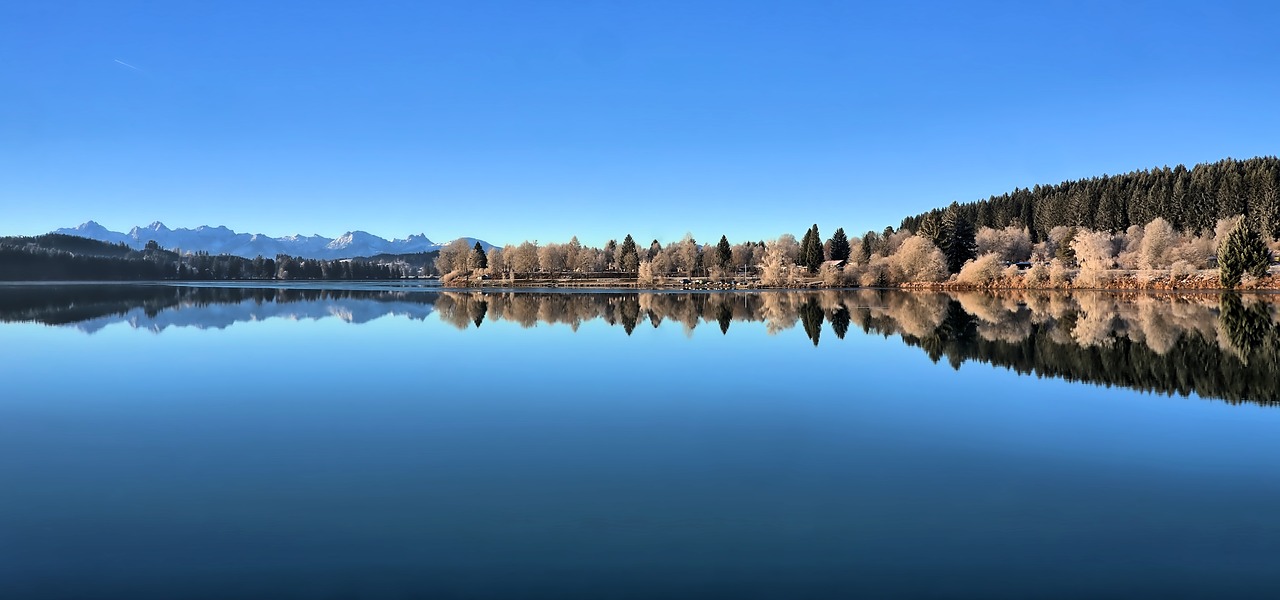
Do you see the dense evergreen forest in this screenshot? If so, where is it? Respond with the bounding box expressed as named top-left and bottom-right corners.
top-left (0, 234), bottom-right (406, 281)
top-left (899, 156), bottom-right (1280, 241)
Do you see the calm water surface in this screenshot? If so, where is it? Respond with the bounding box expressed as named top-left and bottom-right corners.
top-left (2, 284), bottom-right (1280, 599)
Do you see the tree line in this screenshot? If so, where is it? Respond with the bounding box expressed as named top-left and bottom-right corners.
top-left (0, 234), bottom-right (407, 281)
top-left (900, 156), bottom-right (1280, 242)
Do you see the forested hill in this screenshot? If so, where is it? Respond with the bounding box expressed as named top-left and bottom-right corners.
top-left (1, 234), bottom-right (138, 257)
top-left (0, 234), bottom-right (406, 281)
top-left (899, 156), bottom-right (1280, 241)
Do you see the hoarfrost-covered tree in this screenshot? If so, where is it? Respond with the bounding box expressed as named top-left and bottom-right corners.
top-left (890, 236), bottom-right (948, 283)
top-left (486, 247), bottom-right (506, 274)
top-left (510, 241), bottom-right (539, 274)
top-left (435, 238), bottom-right (474, 274)
top-left (538, 243), bottom-right (566, 273)
top-left (1138, 217), bottom-right (1176, 269)
top-left (565, 237), bottom-right (582, 271)
top-left (759, 238), bottom-right (791, 286)
top-left (975, 226), bottom-right (1032, 263)
top-left (675, 234), bottom-right (700, 275)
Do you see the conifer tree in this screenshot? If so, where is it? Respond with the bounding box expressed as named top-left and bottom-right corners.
top-left (619, 235), bottom-right (639, 272)
top-left (1218, 219), bottom-right (1271, 288)
top-left (472, 241), bottom-right (488, 269)
top-left (939, 205), bottom-right (977, 274)
top-left (716, 235), bottom-right (732, 270)
top-left (828, 228), bottom-right (850, 261)
top-left (802, 224), bottom-right (823, 273)
top-left (604, 239), bottom-right (617, 270)
top-left (859, 231), bottom-right (875, 264)
top-left (799, 227), bottom-right (815, 270)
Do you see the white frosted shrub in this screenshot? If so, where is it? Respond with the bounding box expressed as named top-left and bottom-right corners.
top-left (956, 253), bottom-right (1006, 286)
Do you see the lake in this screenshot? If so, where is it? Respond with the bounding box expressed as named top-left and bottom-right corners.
top-left (3, 283), bottom-right (1280, 599)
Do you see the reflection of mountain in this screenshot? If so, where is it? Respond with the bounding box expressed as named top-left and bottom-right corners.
top-left (0, 285), bottom-right (437, 333)
top-left (3, 285), bottom-right (1277, 404)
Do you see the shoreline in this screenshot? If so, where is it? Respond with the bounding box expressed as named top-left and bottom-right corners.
top-left (4, 271), bottom-right (1280, 294)
top-left (439, 268), bottom-right (1280, 293)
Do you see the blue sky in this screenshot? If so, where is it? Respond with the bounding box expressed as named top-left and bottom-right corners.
top-left (3, 1), bottom-right (1279, 247)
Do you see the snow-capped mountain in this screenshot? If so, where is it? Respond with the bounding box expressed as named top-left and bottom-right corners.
top-left (53, 221), bottom-right (494, 259)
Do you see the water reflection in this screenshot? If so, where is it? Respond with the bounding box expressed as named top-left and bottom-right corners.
top-left (3, 284), bottom-right (1278, 404)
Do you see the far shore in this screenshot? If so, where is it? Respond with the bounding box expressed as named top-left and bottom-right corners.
top-left (439, 267), bottom-right (1280, 293)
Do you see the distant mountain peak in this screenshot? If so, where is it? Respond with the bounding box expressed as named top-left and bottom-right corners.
top-left (51, 221), bottom-right (489, 259)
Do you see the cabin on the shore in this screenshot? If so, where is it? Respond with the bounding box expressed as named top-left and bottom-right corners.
top-left (821, 259), bottom-right (848, 271)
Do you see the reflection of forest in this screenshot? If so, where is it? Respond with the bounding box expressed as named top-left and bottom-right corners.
top-left (4, 285), bottom-right (1277, 404)
top-left (0, 285), bottom-right (440, 327)
top-left (434, 290), bottom-right (1280, 405)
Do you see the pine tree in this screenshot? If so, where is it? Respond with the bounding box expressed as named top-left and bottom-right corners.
top-left (802, 224), bottom-right (822, 273)
top-left (1218, 219), bottom-right (1271, 289)
top-left (859, 231), bottom-right (875, 264)
top-left (939, 205), bottom-right (977, 274)
top-left (828, 228), bottom-right (850, 261)
top-left (799, 227), bottom-right (815, 270)
top-left (604, 239), bottom-right (617, 270)
top-left (716, 235), bottom-right (732, 270)
top-left (619, 235), bottom-right (639, 272)
top-left (473, 242), bottom-right (488, 269)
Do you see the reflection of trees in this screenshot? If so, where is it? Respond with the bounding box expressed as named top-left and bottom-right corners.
top-left (446, 289), bottom-right (1280, 405)
top-left (1219, 293), bottom-right (1277, 365)
top-left (799, 297), bottom-right (824, 346)
top-left (8, 284), bottom-right (1280, 405)
top-left (876, 291), bottom-right (1280, 405)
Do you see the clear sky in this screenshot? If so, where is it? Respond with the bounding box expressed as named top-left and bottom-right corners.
top-left (3, 1), bottom-right (1279, 247)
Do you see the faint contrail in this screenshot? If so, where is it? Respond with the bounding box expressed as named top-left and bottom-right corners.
top-left (114, 59), bottom-right (142, 71)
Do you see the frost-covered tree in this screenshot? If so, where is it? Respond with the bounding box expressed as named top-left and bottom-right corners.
top-left (759, 237), bottom-right (792, 286)
top-left (975, 226), bottom-right (1032, 262)
top-left (435, 238), bottom-right (474, 274)
top-left (538, 243), bottom-right (566, 273)
top-left (956, 253), bottom-right (1007, 286)
top-left (890, 236), bottom-right (948, 283)
top-left (1138, 217), bottom-right (1176, 269)
top-left (565, 236), bottom-right (582, 271)
top-left (675, 234), bottom-right (701, 275)
top-left (509, 241), bottom-right (539, 274)
top-left (486, 247), bottom-right (506, 274)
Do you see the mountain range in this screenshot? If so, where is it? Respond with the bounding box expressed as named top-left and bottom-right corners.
top-left (54, 221), bottom-right (493, 259)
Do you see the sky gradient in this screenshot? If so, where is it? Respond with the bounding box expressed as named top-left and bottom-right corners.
top-left (4, 1), bottom-right (1279, 247)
